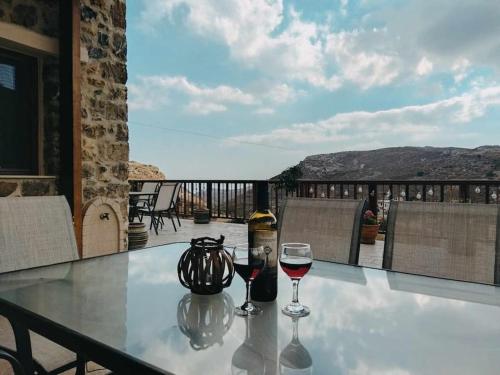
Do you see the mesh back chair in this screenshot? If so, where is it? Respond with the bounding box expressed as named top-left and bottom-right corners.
top-left (130, 181), bottom-right (160, 222)
top-left (171, 183), bottom-right (182, 228)
top-left (141, 181), bottom-right (159, 194)
top-left (0, 196), bottom-right (78, 273)
top-left (140, 183), bottom-right (179, 234)
top-left (383, 201), bottom-right (500, 285)
top-left (139, 181), bottom-right (160, 207)
top-left (0, 196), bottom-right (84, 374)
top-left (278, 198), bottom-right (366, 264)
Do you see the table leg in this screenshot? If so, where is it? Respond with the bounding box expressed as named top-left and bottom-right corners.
top-left (9, 319), bottom-right (34, 375)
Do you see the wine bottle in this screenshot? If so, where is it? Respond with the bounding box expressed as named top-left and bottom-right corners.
top-left (249, 181), bottom-right (278, 302)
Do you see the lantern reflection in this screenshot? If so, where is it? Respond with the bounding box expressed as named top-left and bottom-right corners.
top-left (177, 292), bottom-right (235, 350)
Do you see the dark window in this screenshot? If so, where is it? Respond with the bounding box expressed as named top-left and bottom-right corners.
top-left (0, 47), bottom-right (38, 175)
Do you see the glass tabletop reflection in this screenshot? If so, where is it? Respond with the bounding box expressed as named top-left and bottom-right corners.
top-left (1, 242), bottom-right (500, 374)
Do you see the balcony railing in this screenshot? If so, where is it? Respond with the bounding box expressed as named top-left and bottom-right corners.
top-left (130, 179), bottom-right (500, 224)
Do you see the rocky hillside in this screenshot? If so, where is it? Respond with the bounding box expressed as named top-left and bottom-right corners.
top-left (129, 161), bottom-right (165, 180)
top-left (286, 146), bottom-right (500, 180)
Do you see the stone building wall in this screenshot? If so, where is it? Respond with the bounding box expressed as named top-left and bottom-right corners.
top-left (0, 0), bottom-right (61, 195)
top-left (80, 0), bottom-right (129, 250)
top-left (1, 0), bottom-right (129, 252)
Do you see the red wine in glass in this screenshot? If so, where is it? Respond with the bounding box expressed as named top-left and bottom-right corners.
top-left (280, 257), bottom-right (312, 280)
top-left (234, 258), bottom-right (265, 282)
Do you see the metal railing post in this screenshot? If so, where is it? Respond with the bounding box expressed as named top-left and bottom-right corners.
top-left (207, 182), bottom-right (213, 217)
top-left (368, 183), bottom-right (378, 213)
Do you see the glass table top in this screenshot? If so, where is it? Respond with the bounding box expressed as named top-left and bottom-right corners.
top-left (1, 242), bottom-right (500, 374)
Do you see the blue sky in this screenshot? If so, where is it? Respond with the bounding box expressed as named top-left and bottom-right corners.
top-left (127, 0), bottom-right (500, 179)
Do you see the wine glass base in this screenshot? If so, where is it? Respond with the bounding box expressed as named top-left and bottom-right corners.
top-left (235, 303), bottom-right (262, 316)
top-left (282, 303), bottom-right (310, 317)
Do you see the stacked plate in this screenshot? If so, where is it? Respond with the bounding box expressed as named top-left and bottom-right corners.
top-left (128, 222), bottom-right (149, 250)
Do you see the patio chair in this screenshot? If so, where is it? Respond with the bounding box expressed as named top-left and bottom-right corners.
top-left (130, 181), bottom-right (159, 222)
top-left (383, 201), bottom-right (500, 285)
top-left (0, 196), bottom-right (107, 374)
top-left (171, 183), bottom-right (182, 227)
top-left (278, 198), bottom-right (366, 264)
top-left (139, 183), bottom-right (179, 234)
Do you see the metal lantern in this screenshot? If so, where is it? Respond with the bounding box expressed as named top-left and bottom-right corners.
top-left (178, 236), bottom-right (234, 295)
top-left (177, 292), bottom-right (234, 350)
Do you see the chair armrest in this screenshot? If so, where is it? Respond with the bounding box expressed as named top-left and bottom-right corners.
top-left (0, 348), bottom-right (25, 375)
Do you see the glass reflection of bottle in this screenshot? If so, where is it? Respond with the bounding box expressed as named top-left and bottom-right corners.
top-left (279, 317), bottom-right (313, 375)
top-left (232, 302), bottom-right (277, 375)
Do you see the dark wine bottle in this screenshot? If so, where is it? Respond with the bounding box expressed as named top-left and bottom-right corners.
top-left (249, 181), bottom-right (278, 302)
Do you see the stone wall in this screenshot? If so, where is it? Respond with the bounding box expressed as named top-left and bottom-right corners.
top-left (0, 0), bottom-right (129, 252)
top-left (80, 0), bottom-right (129, 250)
top-left (0, 0), bottom-right (59, 37)
top-left (0, 177), bottom-right (57, 197)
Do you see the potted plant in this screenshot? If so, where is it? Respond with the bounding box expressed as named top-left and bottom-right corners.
top-left (193, 206), bottom-right (210, 224)
top-left (361, 210), bottom-right (379, 244)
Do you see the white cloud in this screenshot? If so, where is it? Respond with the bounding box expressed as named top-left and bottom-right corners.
top-left (452, 58), bottom-right (471, 83)
top-left (265, 83), bottom-right (303, 104)
top-left (416, 57), bottom-right (433, 76)
top-left (139, 1), bottom-right (351, 90)
top-left (254, 107), bottom-right (275, 115)
top-left (129, 74), bottom-right (306, 114)
top-left (185, 101), bottom-right (227, 115)
top-left (128, 75), bottom-right (256, 113)
top-left (375, 0), bottom-right (500, 75)
top-left (340, 0), bottom-right (349, 16)
top-left (138, 0), bottom-right (500, 94)
top-left (226, 85), bottom-right (500, 145)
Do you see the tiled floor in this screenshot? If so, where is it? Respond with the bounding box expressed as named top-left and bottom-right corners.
top-left (142, 218), bottom-right (384, 268)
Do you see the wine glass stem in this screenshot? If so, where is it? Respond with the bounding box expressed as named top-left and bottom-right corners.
top-left (292, 318), bottom-right (299, 342)
top-left (246, 280), bottom-right (252, 305)
top-left (292, 279), bottom-right (300, 304)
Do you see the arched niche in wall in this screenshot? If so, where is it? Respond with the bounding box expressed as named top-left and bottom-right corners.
top-left (82, 197), bottom-right (126, 258)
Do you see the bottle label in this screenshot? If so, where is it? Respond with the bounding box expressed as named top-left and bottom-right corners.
top-left (252, 230), bottom-right (278, 268)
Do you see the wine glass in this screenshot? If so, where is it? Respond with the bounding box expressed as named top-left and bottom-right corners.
top-left (279, 243), bottom-right (312, 317)
top-left (232, 244), bottom-right (265, 316)
top-left (279, 317), bottom-right (313, 375)
top-left (231, 317), bottom-right (265, 374)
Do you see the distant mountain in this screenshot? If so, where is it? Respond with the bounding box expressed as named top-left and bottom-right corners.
top-left (129, 161), bottom-right (166, 180)
top-left (282, 146), bottom-right (500, 180)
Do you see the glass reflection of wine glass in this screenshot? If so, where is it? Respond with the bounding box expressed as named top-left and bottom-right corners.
top-left (280, 243), bottom-right (313, 317)
top-left (279, 317), bottom-right (313, 375)
top-left (232, 244), bottom-right (266, 316)
top-left (231, 317), bottom-right (265, 375)
top-left (177, 292), bottom-right (234, 350)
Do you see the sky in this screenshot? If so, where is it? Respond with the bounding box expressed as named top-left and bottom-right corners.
top-left (126, 0), bottom-right (500, 179)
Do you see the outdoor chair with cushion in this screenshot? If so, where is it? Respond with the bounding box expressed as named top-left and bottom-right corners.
top-left (0, 196), bottom-right (108, 374)
top-left (383, 201), bottom-right (500, 284)
top-left (278, 198), bottom-right (366, 264)
top-left (139, 183), bottom-right (179, 234)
